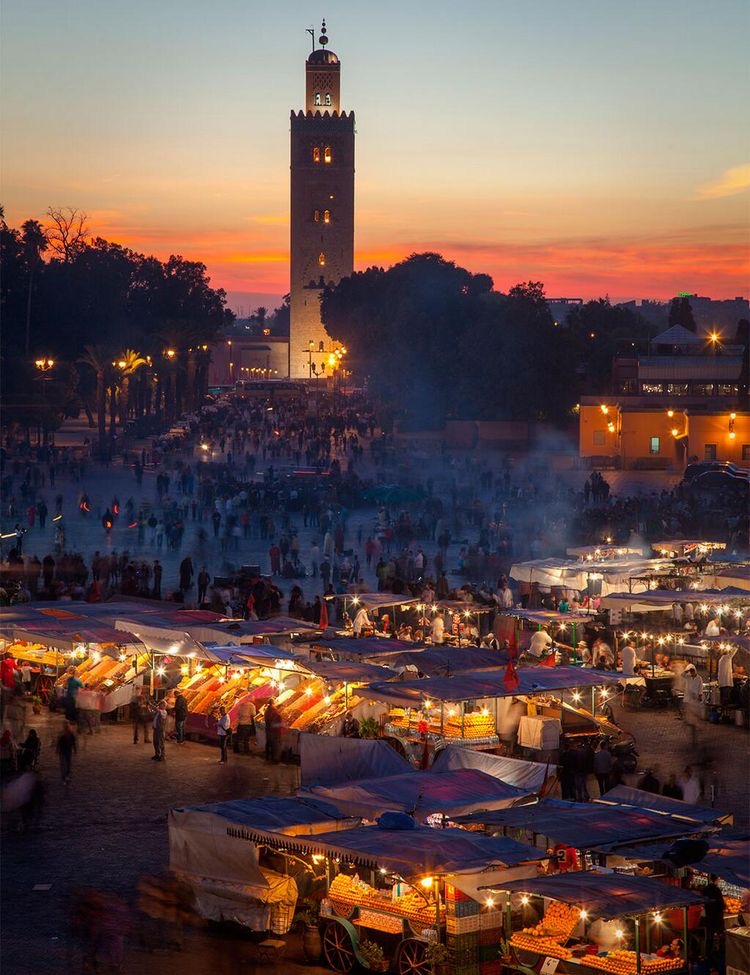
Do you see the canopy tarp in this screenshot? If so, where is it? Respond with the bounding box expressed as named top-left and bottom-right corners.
top-left (179, 617), bottom-right (320, 643)
top-left (336, 593), bottom-right (419, 611)
top-left (454, 798), bottom-right (701, 848)
top-left (299, 734), bottom-right (413, 788)
top-left (12, 624), bottom-right (142, 651)
top-left (498, 609), bottom-right (595, 626)
top-left (374, 646), bottom-right (508, 676)
top-left (698, 837), bottom-right (750, 888)
top-left (201, 644), bottom-right (297, 666)
top-left (437, 601), bottom-right (493, 615)
top-left (600, 588), bottom-right (748, 612)
top-left (303, 768), bottom-right (532, 820)
top-left (431, 745), bottom-right (550, 792)
top-left (510, 557), bottom-right (672, 596)
top-left (567, 545), bottom-right (643, 559)
top-left (596, 785), bottom-right (729, 825)
top-left (114, 621), bottom-right (205, 657)
top-left (301, 637), bottom-right (423, 659)
top-left (245, 823), bottom-right (545, 878)
top-left (357, 666), bottom-right (618, 707)
top-left (298, 658), bottom-right (397, 683)
top-left (481, 871), bottom-right (703, 917)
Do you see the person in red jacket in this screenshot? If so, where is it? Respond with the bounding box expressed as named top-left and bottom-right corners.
top-left (1, 652), bottom-right (19, 691)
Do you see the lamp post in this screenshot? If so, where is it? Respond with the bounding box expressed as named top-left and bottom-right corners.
top-left (34, 357), bottom-right (55, 445)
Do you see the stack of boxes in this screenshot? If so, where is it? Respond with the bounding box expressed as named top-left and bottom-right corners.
top-left (445, 883), bottom-right (504, 975)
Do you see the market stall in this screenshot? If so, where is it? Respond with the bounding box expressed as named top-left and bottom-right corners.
top-left (255, 658), bottom-right (397, 756)
top-left (249, 819), bottom-right (545, 974)
top-left (454, 798), bottom-right (714, 864)
top-left (177, 644), bottom-right (298, 739)
top-left (481, 871), bottom-right (704, 975)
top-left (356, 667), bottom-right (621, 765)
top-left (168, 796), bottom-right (357, 930)
top-left (29, 624), bottom-right (148, 713)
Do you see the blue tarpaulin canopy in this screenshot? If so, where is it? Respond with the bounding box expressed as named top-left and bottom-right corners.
top-left (304, 768), bottom-right (532, 819)
top-left (481, 871), bottom-right (704, 917)
top-left (454, 798), bottom-right (703, 849)
top-left (698, 836), bottom-right (750, 888)
top-left (374, 646), bottom-right (508, 676)
top-left (172, 795), bottom-right (352, 833)
top-left (254, 824), bottom-right (546, 877)
top-left (302, 636), bottom-right (423, 657)
top-left (202, 644), bottom-right (297, 665)
top-left (357, 665), bottom-right (617, 706)
top-left (299, 658), bottom-right (397, 683)
top-left (597, 786), bottom-right (730, 826)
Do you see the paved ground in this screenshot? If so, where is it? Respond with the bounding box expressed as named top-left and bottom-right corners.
top-left (1, 708), bottom-right (328, 975)
top-left (2, 692), bottom-right (746, 975)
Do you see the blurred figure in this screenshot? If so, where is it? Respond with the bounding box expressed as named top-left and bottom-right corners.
top-left (56, 721), bottom-right (77, 785)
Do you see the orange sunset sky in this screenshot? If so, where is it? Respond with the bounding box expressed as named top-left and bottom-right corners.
top-left (2, 0), bottom-right (749, 313)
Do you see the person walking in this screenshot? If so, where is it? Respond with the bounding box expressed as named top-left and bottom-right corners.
top-left (593, 741), bottom-right (613, 796)
top-left (216, 706), bottom-right (231, 764)
top-left (151, 700), bottom-right (167, 761)
top-left (152, 559), bottom-right (162, 598)
top-left (197, 566), bottom-right (210, 605)
top-left (131, 688), bottom-right (151, 744)
top-left (174, 691), bottom-right (188, 744)
top-left (56, 722), bottom-right (77, 785)
top-left (234, 697), bottom-right (256, 755)
top-left (178, 556), bottom-right (194, 596)
top-left (63, 666), bottom-right (83, 724)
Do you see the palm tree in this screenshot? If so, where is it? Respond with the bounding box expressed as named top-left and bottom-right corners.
top-left (116, 349), bottom-right (148, 425)
top-left (77, 345), bottom-right (113, 458)
top-left (21, 220), bottom-right (48, 356)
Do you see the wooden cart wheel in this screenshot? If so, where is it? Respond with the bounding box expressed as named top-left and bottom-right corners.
top-left (397, 938), bottom-right (429, 975)
top-left (322, 920), bottom-right (356, 973)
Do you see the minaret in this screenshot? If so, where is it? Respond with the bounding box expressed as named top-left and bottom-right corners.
top-left (289, 21), bottom-right (355, 379)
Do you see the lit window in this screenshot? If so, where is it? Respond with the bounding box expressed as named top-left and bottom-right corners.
top-left (718, 384), bottom-right (738, 397)
top-left (313, 210), bottom-right (320, 222)
top-left (666, 383), bottom-right (688, 396)
top-left (314, 93), bottom-right (321, 106)
top-left (649, 436), bottom-right (661, 455)
top-left (324, 146), bottom-right (332, 164)
top-left (318, 253), bottom-right (326, 267)
top-left (642, 383), bottom-right (665, 395)
top-left (704, 443), bottom-right (717, 461)
top-left (742, 444), bottom-right (750, 462)
top-left (312, 147), bottom-right (320, 163)
top-left (593, 430), bottom-right (605, 447)
top-left (325, 93), bottom-right (331, 106)
top-left (323, 209), bottom-right (331, 224)
top-left (692, 383), bottom-right (715, 396)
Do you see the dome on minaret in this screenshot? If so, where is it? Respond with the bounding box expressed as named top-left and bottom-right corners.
top-left (307, 48), bottom-right (339, 65)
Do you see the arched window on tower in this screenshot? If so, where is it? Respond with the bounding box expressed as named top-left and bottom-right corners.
top-left (312, 146), bottom-right (320, 163)
top-left (323, 209), bottom-right (331, 224)
top-left (323, 146), bottom-right (333, 164)
top-left (314, 93), bottom-right (321, 106)
top-left (313, 210), bottom-right (320, 222)
top-left (324, 93), bottom-right (331, 106)
top-left (318, 253), bottom-right (326, 267)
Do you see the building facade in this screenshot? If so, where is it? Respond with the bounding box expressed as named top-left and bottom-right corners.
top-left (579, 323), bottom-right (750, 469)
top-left (288, 22), bottom-right (354, 379)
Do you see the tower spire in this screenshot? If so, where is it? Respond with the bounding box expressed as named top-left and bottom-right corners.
top-left (319, 19), bottom-right (328, 47)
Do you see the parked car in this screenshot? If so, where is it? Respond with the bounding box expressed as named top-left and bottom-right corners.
top-left (683, 461), bottom-right (750, 483)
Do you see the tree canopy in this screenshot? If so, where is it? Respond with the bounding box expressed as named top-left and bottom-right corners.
top-left (322, 253), bottom-right (580, 427)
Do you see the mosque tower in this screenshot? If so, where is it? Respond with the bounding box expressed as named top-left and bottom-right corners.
top-left (288, 20), bottom-right (355, 378)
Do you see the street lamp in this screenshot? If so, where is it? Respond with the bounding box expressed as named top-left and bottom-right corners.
top-left (35, 357), bottom-right (55, 372)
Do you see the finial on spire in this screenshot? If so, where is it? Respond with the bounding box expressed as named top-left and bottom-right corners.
top-left (319, 19), bottom-right (328, 47)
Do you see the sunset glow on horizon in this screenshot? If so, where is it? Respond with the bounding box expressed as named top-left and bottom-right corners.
top-left (3, 0), bottom-right (748, 312)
